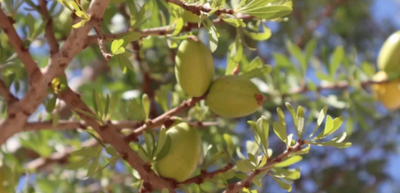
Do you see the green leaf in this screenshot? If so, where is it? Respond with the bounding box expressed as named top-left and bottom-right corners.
top-left (273, 168), bottom-right (301, 180)
top-left (105, 146), bottom-right (118, 157)
top-left (223, 134), bottom-right (234, 158)
top-left (305, 38), bottom-right (317, 63)
top-left (161, 189), bottom-right (169, 193)
top-left (86, 152), bottom-right (100, 177)
top-left (274, 53), bottom-right (293, 68)
top-left (286, 40), bottom-right (306, 74)
top-left (274, 156), bottom-right (302, 168)
top-left (240, 65), bottom-right (272, 79)
top-left (255, 116), bottom-right (269, 153)
top-left (111, 39), bottom-right (125, 55)
top-left (155, 135), bottom-right (172, 161)
top-left (243, 56), bottom-right (263, 72)
top-left (118, 54), bottom-right (133, 72)
top-left (52, 112), bottom-right (59, 127)
top-left (272, 175), bottom-right (292, 192)
top-left (46, 95), bottom-right (57, 113)
top-left (226, 36), bottom-right (243, 75)
top-left (316, 71), bottom-right (334, 82)
top-left (292, 144), bottom-right (310, 155)
top-left (202, 18), bottom-right (219, 52)
top-left (330, 46), bottom-right (344, 77)
top-left (121, 32), bottom-right (141, 47)
top-left (244, 25), bottom-right (271, 41)
top-left (64, 156), bottom-right (92, 170)
top-left (285, 102), bottom-right (297, 128)
top-left (222, 17), bottom-right (245, 27)
top-left (236, 160), bottom-right (255, 173)
top-left (26, 13), bottom-right (34, 39)
top-left (137, 145), bottom-right (150, 162)
top-left (273, 121), bottom-right (287, 144)
top-left (310, 141), bottom-right (352, 148)
top-left (202, 151), bottom-right (226, 169)
top-left (296, 106), bottom-right (305, 138)
top-left (241, 5), bottom-right (293, 20)
top-left (142, 94), bottom-right (150, 120)
top-left (172, 17), bottom-right (184, 35)
top-left (143, 128), bottom-right (155, 158)
top-left (315, 116), bottom-right (343, 140)
top-left (71, 146), bottom-right (100, 156)
top-left (104, 94), bottom-right (110, 119)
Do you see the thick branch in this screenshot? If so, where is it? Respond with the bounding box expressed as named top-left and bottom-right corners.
top-left (181, 163), bottom-right (234, 185)
top-left (165, 0), bottom-right (234, 15)
top-left (0, 8), bottom-right (41, 79)
top-left (225, 141), bottom-right (305, 193)
top-left (0, 79), bottom-right (18, 105)
top-left (124, 95), bottom-right (205, 142)
top-left (59, 88), bottom-right (176, 192)
top-left (39, 0), bottom-right (60, 55)
top-left (0, 0), bottom-right (111, 146)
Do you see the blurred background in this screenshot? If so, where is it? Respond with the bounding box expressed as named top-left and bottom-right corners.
top-left (1, 0), bottom-right (400, 192)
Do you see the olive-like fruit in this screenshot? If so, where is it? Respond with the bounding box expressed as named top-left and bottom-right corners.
top-left (377, 31), bottom-right (400, 75)
top-left (372, 71), bottom-right (400, 110)
top-left (175, 39), bottom-right (215, 97)
top-left (206, 75), bottom-right (264, 118)
top-left (182, 10), bottom-right (200, 23)
top-left (154, 122), bottom-right (202, 182)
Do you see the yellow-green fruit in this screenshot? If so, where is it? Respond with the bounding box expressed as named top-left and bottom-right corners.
top-left (175, 39), bottom-right (215, 97)
top-left (154, 122), bottom-right (202, 182)
top-left (182, 11), bottom-right (200, 23)
top-left (378, 31), bottom-right (400, 75)
top-left (372, 71), bottom-right (400, 110)
top-left (206, 75), bottom-right (264, 118)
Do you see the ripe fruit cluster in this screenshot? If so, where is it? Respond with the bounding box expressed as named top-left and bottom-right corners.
top-left (372, 31), bottom-right (400, 110)
top-left (175, 38), bottom-right (264, 118)
top-left (153, 37), bottom-right (264, 182)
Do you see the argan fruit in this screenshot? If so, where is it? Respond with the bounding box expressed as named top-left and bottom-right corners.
top-left (206, 75), bottom-right (264, 118)
top-left (377, 31), bottom-right (400, 75)
top-left (154, 122), bottom-right (202, 182)
top-left (175, 39), bottom-right (215, 97)
top-left (182, 10), bottom-right (200, 23)
top-left (372, 71), bottom-right (400, 110)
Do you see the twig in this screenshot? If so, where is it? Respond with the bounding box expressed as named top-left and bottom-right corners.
top-left (85, 14), bottom-right (254, 46)
top-left (94, 25), bottom-right (112, 61)
top-left (0, 9), bottom-right (41, 80)
top-left (25, 138), bottom-right (98, 170)
top-left (59, 87), bottom-right (176, 192)
top-left (39, 0), bottom-right (60, 55)
top-left (124, 95), bottom-right (206, 142)
top-left (181, 163), bottom-right (234, 185)
top-left (165, 0), bottom-right (234, 16)
top-left (22, 120), bottom-right (219, 132)
top-left (0, 79), bottom-right (18, 105)
top-left (225, 141), bottom-right (305, 193)
top-left (285, 78), bottom-right (395, 97)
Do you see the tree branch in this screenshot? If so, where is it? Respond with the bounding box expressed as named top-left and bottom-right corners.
top-left (85, 14), bottom-right (254, 46)
top-left (39, 0), bottom-right (60, 55)
top-left (0, 8), bottom-right (41, 79)
top-left (0, 79), bottom-right (18, 105)
top-left (165, 0), bottom-right (234, 15)
top-left (94, 25), bottom-right (112, 61)
top-left (181, 163), bottom-right (234, 185)
top-left (25, 138), bottom-right (97, 170)
top-left (124, 95), bottom-right (206, 142)
top-left (59, 87), bottom-right (176, 192)
top-left (0, 0), bottom-right (111, 146)
top-left (22, 120), bottom-right (218, 132)
top-left (225, 141), bottom-right (305, 193)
